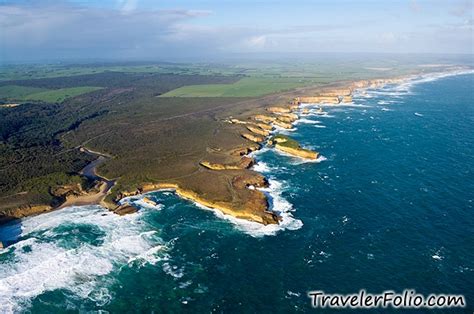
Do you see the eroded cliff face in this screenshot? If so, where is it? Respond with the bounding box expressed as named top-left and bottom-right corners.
top-left (0, 181), bottom-right (111, 220)
top-left (118, 172), bottom-right (279, 225)
top-left (268, 135), bottom-right (319, 160)
top-left (231, 144), bottom-right (260, 156)
top-left (296, 96), bottom-right (340, 104)
top-left (350, 78), bottom-right (404, 89)
top-left (200, 156), bottom-right (254, 170)
top-left (255, 122), bottom-right (273, 131)
top-left (254, 114), bottom-right (277, 124)
top-left (246, 125), bottom-right (270, 137)
top-left (273, 120), bottom-right (293, 129)
top-left (241, 132), bottom-right (265, 143)
top-left (266, 106), bottom-right (292, 113)
top-left (275, 144), bottom-right (318, 159)
top-left (1, 204), bottom-right (53, 219)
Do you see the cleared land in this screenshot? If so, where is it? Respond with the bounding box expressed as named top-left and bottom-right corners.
top-left (160, 77), bottom-right (311, 97)
top-left (0, 85), bottom-right (103, 103)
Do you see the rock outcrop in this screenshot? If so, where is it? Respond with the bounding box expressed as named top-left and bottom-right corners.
top-left (273, 120), bottom-right (293, 129)
top-left (276, 115), bottom-right (297, 123)
top-left (270, 134), bottom-right (319, 160)
top-left (241, 132), bottom-right (265, 143)
top-left (279, 112), bottom-right (299, 121)
top-left (246, 125), bottom-right (270, 137)
top-left (295, 96), bottom-right (340, 104)
top-left (114, 203), bottom-right (138, 215)
top-left (229, 118), bottom-right (247, 124)
top-left (200, 157), bottom-right (254, 170)
top-left (266, 106), bottom-right (291, 113)
top-left (1, 204), bottom-right (53, 219)
top-left (341, 95), bottom-right (353, 103)
top-left (318, 89), bottom-right (352, 96)
top-left (275, 144), bottom-right (318, 159)
top-left (135, 178), bottom-right (279, 225)
top-left (142, 197), bottom-right (157, 206)
top-left (231, 144), bottom-right (260, 156)
top-left (255, 122), bottom-right (273, 131)
top-left (254, 114), bottom-right (277, 124)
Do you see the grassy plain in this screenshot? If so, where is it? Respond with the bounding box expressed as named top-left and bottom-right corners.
top-left (0, 85), bottom-right (103, 103)
top-left (0, 85), bottom-right (48, 99)
top-left (24, 86), bottom-right (103, 103)
top-left (160, 77), bottom-right (311, 97)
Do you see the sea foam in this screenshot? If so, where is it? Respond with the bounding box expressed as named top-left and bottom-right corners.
top-left (190, 179), bottom-right (302, 237)
top-left (0, 205), bottom-right (166, 312)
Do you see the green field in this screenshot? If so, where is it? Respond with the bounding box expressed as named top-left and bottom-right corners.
top-left (0, 85), bottom-right (103, 103)
top-left (160, 77), bottom-right (313, 97)
top-left (0, 85), bottom-right (48, 99)
top-left (0, 64), bottom-right (238, 81)
top-left (24, 86), bottom-right (103, 103)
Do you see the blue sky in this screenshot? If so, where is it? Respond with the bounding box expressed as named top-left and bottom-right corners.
top-left (0, 0), bottom-right (472, 62)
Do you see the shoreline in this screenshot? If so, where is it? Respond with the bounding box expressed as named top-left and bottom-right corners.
top-left (2, 67), bottom-right (472, 229)
top-left (57, 147), bottom-right (115, 210)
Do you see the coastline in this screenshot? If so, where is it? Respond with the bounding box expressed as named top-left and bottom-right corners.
top-left (112, 67), bottom-right (474, 227)
top-left (2, 67), bottom-right (472, 229)
top-left (3, 68), bottom-right (473, 312)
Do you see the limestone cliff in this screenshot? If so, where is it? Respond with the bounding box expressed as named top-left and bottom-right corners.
top-left (135, 175), bottom-right (279, 225)
top-left (275, 144), bottom-right (318, 159)
top-left (276, 115), bottom-right (297, 123)
top-left (266, 106), bottom-right (291, 113)
top-left (231, 144), bottom-right (260, 156)
top-left (279, 112), bottom-right (299, 121)
top-left (273, 120), bottom-right (293, 129)
top-left (246, 125), bottom-right (270, 137)
top-left (270, 134), bottom-right (319, 160)
top-left (255, 122), bottom-right (273, 131)
top-left (295, 96), bottom-right (340, 104)
top-left (254, 114), bottom-right (277, 124)
top-left (1, 204), bottom-right (53, 219)
top-left (200, 157), bottom-right (254, 170)
top-left (241, 132), bottom-right (265, 143)
top-left (341, 95), bottom-right (353, 103)
top-left (319, 88), bottom-right (352, 96)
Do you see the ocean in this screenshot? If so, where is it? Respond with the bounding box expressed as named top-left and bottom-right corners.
top-left (0, 72), bottom-right (473, 313)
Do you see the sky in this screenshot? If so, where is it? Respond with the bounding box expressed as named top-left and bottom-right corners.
top-left (0, 0), bottom-right (472, 62)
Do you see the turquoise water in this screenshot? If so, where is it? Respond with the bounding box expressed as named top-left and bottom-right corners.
top-left (0, 72), bottom-right (473, 313)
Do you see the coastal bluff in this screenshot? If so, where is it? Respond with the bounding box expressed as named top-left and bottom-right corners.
top-left (111, 172), bottom-right (280, 225)
top-left (269, 135), bottom-right (319, 160)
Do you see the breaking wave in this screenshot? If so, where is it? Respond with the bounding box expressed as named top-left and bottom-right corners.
top-left (0, 206), bottom-right (166, 313)
top-left (190, 178), bottom-right (302, 238)
top-left (295, 118), bottom-right (322, 125)
top-left (252, 161), bottom-right (272, 173)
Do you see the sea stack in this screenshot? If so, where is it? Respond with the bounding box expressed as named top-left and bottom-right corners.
top-left (269, 134), bottom-right (319, 160)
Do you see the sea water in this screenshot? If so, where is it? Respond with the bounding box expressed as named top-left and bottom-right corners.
top-left (0, 72), bottom-right (473, 313)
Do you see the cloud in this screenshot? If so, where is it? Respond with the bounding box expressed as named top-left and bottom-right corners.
top-left (117, 0), bottom-right (138, 13)
top-left (450, 0), bottom-right (473, 17)
top-left (0, 1), bottom-right (215, 61)
top-left (410, 0), bottom-right (422, 13)
top-left (0, 0), bottom-right (472, 62)
top-left (243, 35), bottom-right (267, 50)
